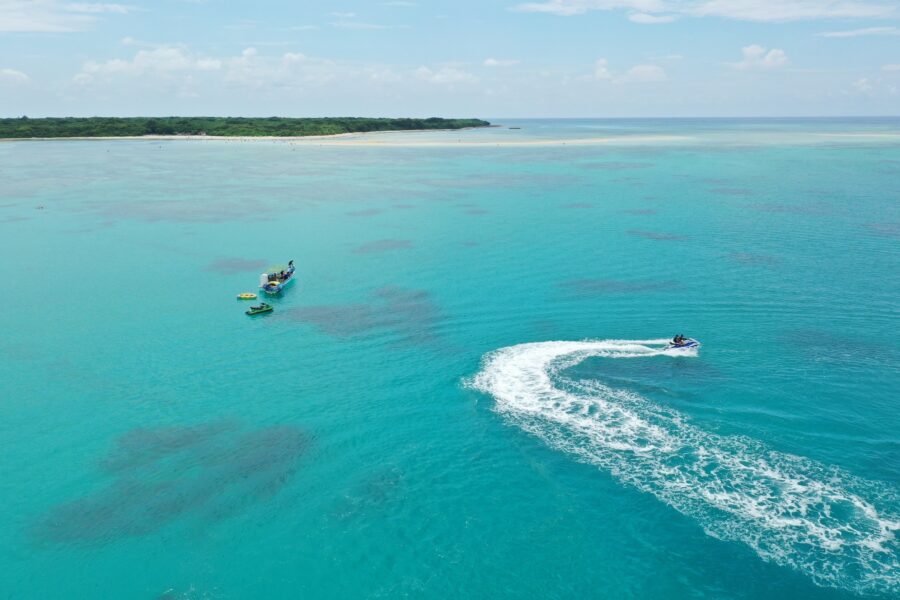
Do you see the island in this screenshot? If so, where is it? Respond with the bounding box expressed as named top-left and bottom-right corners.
top-left (0, 116), bottom-right (491, 139)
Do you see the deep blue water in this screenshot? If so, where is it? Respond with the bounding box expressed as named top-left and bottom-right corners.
top-left (0, 119), bottom-right (898, 599)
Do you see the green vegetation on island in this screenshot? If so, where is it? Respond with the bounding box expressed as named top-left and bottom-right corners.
top-left (0, 116), bottom-right (491, 139)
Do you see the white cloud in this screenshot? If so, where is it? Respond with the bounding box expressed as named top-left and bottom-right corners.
top-left (120, 36), bottom-right (159, 46)
top-left (362, 66), bottom-right (403, 83)
top-left (383, 1), bottom-right (416, 5)
top-left (854, 77), bottom-right (873, 93)
top-left (329, 11), bottom-right (356, 18)
top-left (222, 48), bottom-right (375, 88)
top-left (0, 0), bottom-right (135, 32)
top-left (66, 3), bottom-right (133, 13)
top-left (818, 26), bottom-right (899, 37)
top-left (75, 46), bottom-right (223, 84)
top-left (484, 58), bottom-right (520, 67)
top-left (690, 0), bottom-right (894, 21)
top-left (850, 76), bottom-right (899, 96)
top-left (591, 59), bottom-right (666, 82)
top-left (628, 12), bottom-right (676, 23)
top-left (618, 64), bottom-right (667, 82)
top-left (512, 0), bottom-right (897, 22)
top-left (415, 66), bottom-right (478, 84)
top-left (883, 64), bottom-right (900, 71)
top-left (730, 44), bottom-right (788, 70)
top-left (513, 0), bottom-right (621, 16)
top-left (71, 45), bottom-right (419, 95)
top-left (594, 58), bottom-right (612, 80)
top-left (0, 67), bottom-right (30, 84)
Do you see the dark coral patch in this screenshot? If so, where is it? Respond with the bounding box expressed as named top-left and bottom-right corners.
top-left (100, 422), bottom-right (236, 473)
top-left (285, 286), bottom-right (441, 345)
top-left (346, 208), bottom-right (382, 217)
top-left (864, 222), bottom-right (900, 238)
top-left (34, 423), bottom-right (310, 545)
top-left (286, 303), bottom-right (375, 337)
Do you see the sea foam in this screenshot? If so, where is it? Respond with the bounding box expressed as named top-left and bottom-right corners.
top-left (469, 340), bottom-right (899, 595)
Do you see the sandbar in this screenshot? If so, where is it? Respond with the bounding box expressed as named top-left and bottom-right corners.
top-left (0, 131), bottom-right (691, 146)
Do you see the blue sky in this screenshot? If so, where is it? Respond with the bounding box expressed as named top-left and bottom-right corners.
top-left (1, 0), bottom-right (899, 117)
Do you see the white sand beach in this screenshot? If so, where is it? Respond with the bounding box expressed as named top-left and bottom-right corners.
top-left (1, 131), bottom-right (691, 146)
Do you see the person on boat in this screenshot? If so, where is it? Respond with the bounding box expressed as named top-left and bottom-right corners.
top-left (673, 334), bottom-right (684, 345)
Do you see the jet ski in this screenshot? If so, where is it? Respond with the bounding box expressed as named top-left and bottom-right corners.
top-left (246, 302), bottom-right (274, 316)
top-left (667, 337), bottom-right (700, 350)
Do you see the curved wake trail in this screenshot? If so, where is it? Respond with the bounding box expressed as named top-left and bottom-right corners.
top-left (470, 340), bottom-right (899, 595)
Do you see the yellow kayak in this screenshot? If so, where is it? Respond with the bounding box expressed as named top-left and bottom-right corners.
top-left (237, 292), bottom-right (257, 300)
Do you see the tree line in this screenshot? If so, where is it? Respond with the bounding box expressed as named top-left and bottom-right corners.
top-left (0, 116), bottom-right (491, 138)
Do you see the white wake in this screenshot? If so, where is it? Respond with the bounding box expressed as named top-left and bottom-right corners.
top-left (469, 339), bottom-right (899, 595)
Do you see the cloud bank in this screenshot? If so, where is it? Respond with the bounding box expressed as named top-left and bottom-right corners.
top-left (730, 45), bottom-right (788, 70)
top-left (0, 1), bottom-right (135, 32)
top-left (513, 0), bottom-right (897, 22)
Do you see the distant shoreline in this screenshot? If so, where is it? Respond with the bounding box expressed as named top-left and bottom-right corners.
top-left (4, 129), bottom-right (897, 146)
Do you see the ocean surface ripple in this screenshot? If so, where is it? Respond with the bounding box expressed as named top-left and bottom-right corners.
top-left (469, 339), bottom-right (900, 596)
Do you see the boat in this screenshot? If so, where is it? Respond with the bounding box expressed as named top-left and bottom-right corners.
top-left (237, 292), bottom-right (257, 300)
top-left (667, 337), bottom-right (700, 350)
top-left (246, 302), bottom-right (273, 316)
top-left (259, 260), bottom-right (297, 295)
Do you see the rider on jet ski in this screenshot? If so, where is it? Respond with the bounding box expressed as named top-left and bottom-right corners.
top-left (672, 334), bottom-right (686, 346)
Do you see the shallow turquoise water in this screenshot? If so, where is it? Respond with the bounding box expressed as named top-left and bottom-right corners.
top-left (1, 119), bottom-right (898, 599)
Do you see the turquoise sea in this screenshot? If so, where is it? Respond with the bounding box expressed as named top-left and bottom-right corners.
top-left (1, 119), bottom-right (898, 599)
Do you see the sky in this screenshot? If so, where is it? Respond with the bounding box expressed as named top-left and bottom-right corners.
top-left (1, 0), bottom-right (899, 117)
